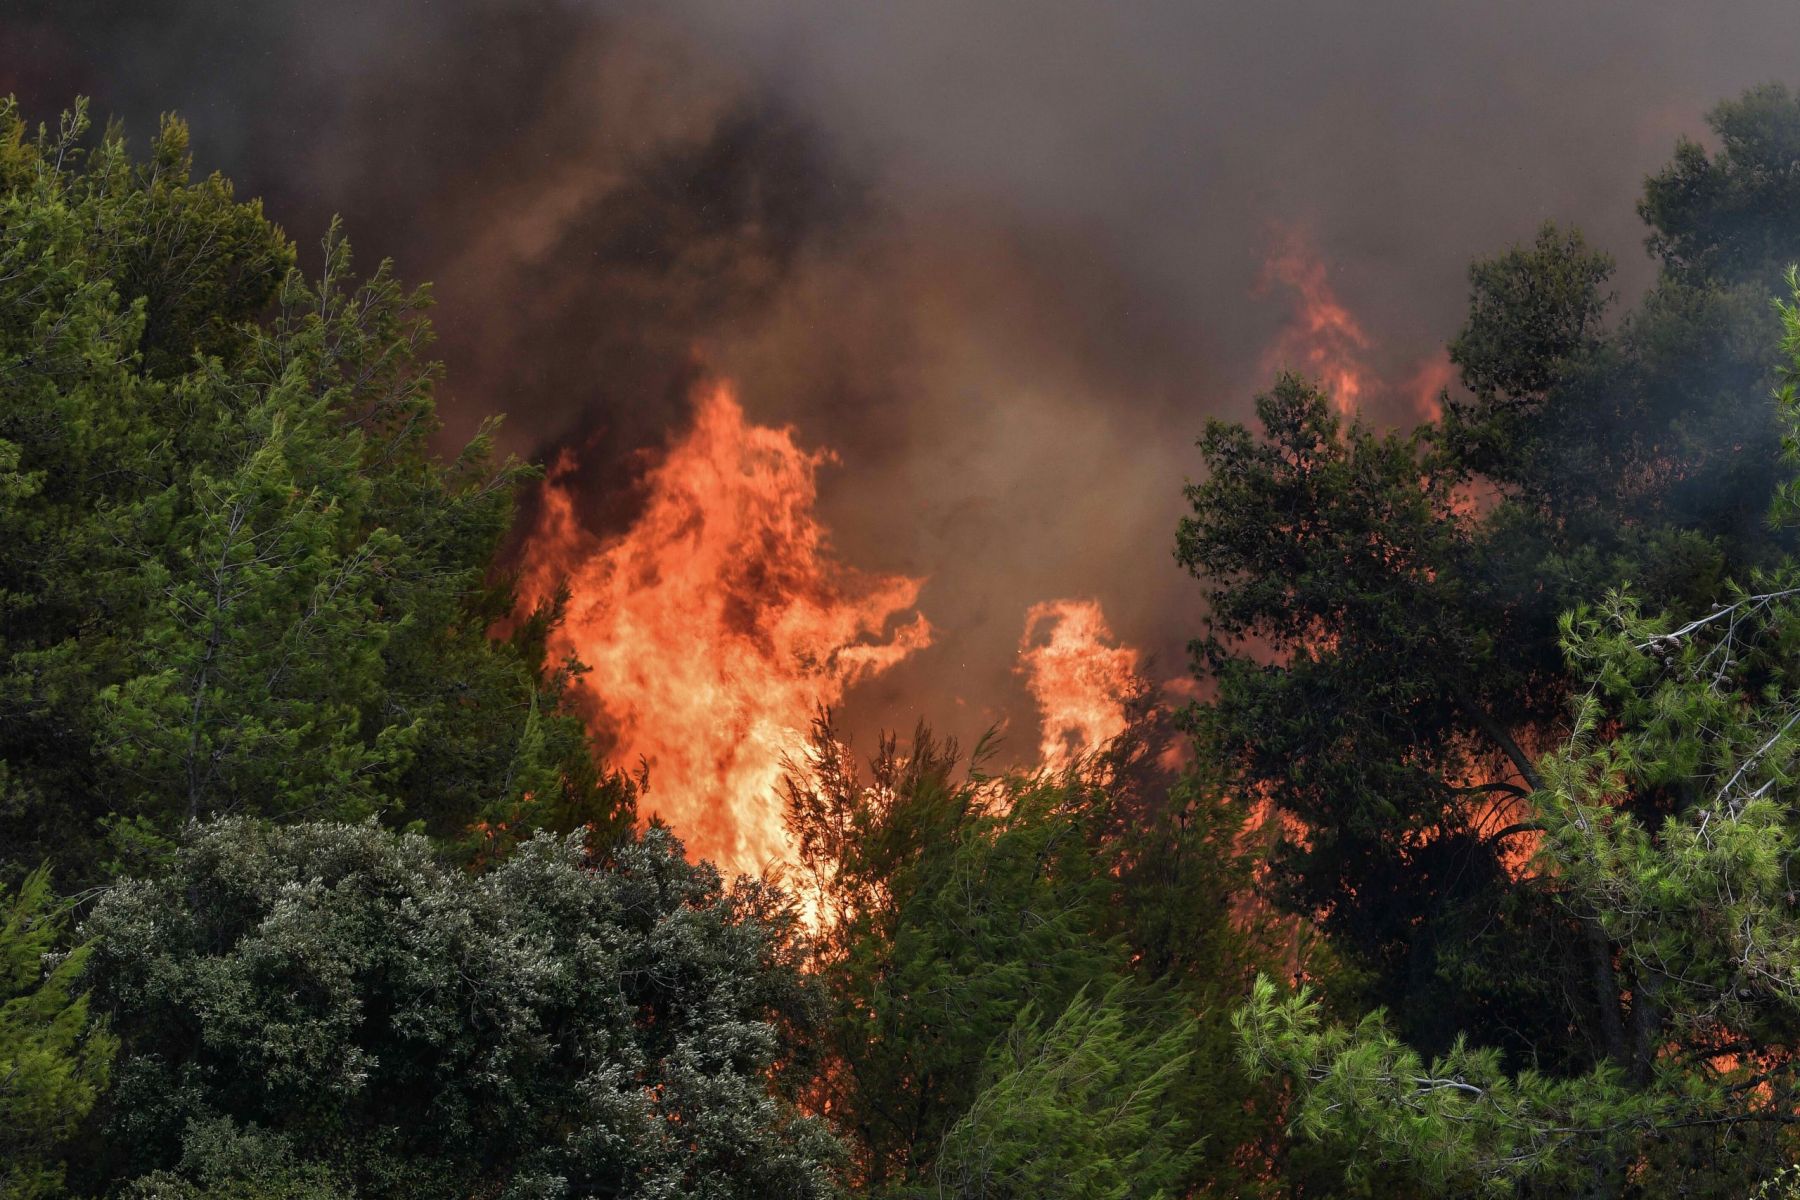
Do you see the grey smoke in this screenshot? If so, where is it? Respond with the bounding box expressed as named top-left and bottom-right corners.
top-left (7, 0), bottom-right (1799, 753)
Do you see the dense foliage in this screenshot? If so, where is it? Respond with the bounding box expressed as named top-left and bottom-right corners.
top-left (780, 715), bottom-right (1323, 1198)
top-left (1233, 472), bottom-right (1800, 1194)
top-left (77, 818), bottom-right (838, 1199)
top-left (0, 100), bottom-right (627, 888)
top-left (9, 80), bottom-right (1800, 1199)
top-left (1, 867), bottom-right (115, 1199)
top-left (1187, 86), bottom-right (1800, 1197)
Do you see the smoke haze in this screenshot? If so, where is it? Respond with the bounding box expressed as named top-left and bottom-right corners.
top-left (7, 0), bottom-right (1800, 759)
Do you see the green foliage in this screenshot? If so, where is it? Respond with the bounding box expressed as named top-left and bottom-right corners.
top-left (0, 101), bottom-right (628, 884)
top-left (1642, 83), bottom-right (1800, 287)
top-left (1770, 265), bottom-right (1800, 522)
top-left (1101, 729), bottom-right (1339, 1198)
top-left (1178, 375), bottom-right (1578, 1056)
top-left (1450, 221), bottom-right (1614, 407)
top-left (77, 817), bottom-right (841, 1199)
top-left (785, 725), bottom-right (1125, 1189)
top-left (1180, 84), bottom-right (1800, 1075)
top-left (1757, 1166), bottom-right (1800, 1200)
top-left (930, 985), bottom-right (1199, 1200)
top-left (784, 719), bottom-right (1277, 1197)
top-left (122, 1119), bottom-right (351, 1199)
top-left (1229, 266), bottom-right (1800, 1200)
top-left (1235, 975), bottom-right (1658, 1197)
top-left (0, 864), bottom-right (116, 1199)
top-left (1441, 222), bottom-right (1630, 513)
top-left (1236, 560), bottom-right (1800, 1195)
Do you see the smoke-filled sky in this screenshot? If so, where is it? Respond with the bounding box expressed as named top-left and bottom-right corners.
top-left (8, 0), bottom-right (1800, 760)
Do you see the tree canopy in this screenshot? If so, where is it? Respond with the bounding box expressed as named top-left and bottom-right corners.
top-left (1178, 86), bottom-right (1800, 1075)
top-left (77, 818), bottom-right (841, 1199)
top-left (1192, 87), bottom-right (1800, 1198)
top-left (0, 100), bottom-right (629, 888)
top-left (1, 865), bottom-right (114, 1200)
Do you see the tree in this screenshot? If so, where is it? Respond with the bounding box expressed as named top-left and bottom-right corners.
top-left (1232, 272), bottom-right (1800, 1199)
top-left (1450, 222), bottom-right (1615, 410)
top-left (783, 717), bottom-right (1282, 1198)
top-left (1440, 222), bottom-right (1623, 511)
top-left (929, 986), bottom-right (1199, 1200)
top-left (1179, 85), bottom-right (1800, 1066)
top-left (784, 724), bottom-right (1124, 1190)
top-left (0, 102), bottom-right (628, 884)
top-left (1641, 83), bottom-right (1800, 288)
top-left (0, 865), bottom-right (116, 1199)
top-left (1178, 376), bottom-right (1586, 1060)
top-left (75, 817), bottom-right (841, 1199)
top-left (121, 1119), bottom-right (350, 1200)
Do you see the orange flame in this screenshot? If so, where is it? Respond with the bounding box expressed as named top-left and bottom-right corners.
top-left (1018, 599), bottom-right (1141, 771)
top-left (1260, 225), bottom-right (1373, 416)
top-left (516, 382), bottom-right (932, 875)
top-left (1405, 350), bottom-right (1455, 424)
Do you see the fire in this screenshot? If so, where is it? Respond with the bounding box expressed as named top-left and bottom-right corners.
top-left (516, 382), bottom-right (932, 875)
top-left (1017, 599), bottom-right (1141, 771)
top-left (1260, 224), bottom-right (1373, 416)
top-left (1406, 350), bottom-right (1456, 424)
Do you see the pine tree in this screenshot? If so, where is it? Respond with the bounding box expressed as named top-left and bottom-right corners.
top-left (783, 717), bottom-right (1279, 1197)
top-left (1179, 84), bottom-right (1800, 1074)
top-left (1231, 270), bottom-right (1800, 1200)
top-left (0, 102), bottom-right (629, 883)
top-left (931, 985), bottom-right (1199, 1200)
top-left (0, 865), bottom-right (116, 1199)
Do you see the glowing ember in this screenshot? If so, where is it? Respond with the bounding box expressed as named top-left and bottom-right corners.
top-left (516, 382), bottom-right (932, 875)
top-left (1018, 599), bottom-right (1141, 770)
top-left (1260, 224), bottom-right (1373, 415)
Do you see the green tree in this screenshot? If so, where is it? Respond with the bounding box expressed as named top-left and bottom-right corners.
top-left (1178, 85), bottom-right (1800, 1067)
top-left (0, 101), bottom-right (627, 883)
top-left (785, 725), bottom-right (1123, 1190)
top-left (0, 865), bottom-right (116, 1199)
top-left (930, 985), bottom-right (1199, 1200)
top-left (76, 817), bottom-right (840, 1199)
top-left (1641, 83), bottom-right (1800, 288)
top-left (1231, 272), bottom-right (1800, 1200)
top-left (1178, 376), bottom-right (1588, 1061)
top-left (122, 1119), bottom-right (350, 1200)
top-left (783, 718), bottom-right (1279, 1197)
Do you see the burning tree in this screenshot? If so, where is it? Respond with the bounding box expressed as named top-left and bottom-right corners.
top-left (514, 383), bottom-right (931, 878)
top-left (780, 712), bottom-right (1284, 1197)
top-left (1219, 107), bottom-right (1800, 1191)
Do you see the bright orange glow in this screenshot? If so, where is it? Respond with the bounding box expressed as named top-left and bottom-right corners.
top-left (1018, 599), bottom-right (1141, 771)
top-left (1405, 351), bottom-right (1455, 424)
top-left (516, 382), bottom-right (932, 876)
top-left (1261, 225), bottom-right (1373, 416)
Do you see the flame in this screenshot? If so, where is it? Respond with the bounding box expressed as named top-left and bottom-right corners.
top-left (516, 382), bottom-right (932, 875)
top-left (1018, 599), bottom-right (1141, 771)
top-left (1260, 225), bottom-right (1373, 416)
top-left (1405, 351), bottom-right (1455, 424)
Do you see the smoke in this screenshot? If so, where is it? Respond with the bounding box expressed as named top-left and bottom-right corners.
top-left (9, 0), bottom-right (1800, 764)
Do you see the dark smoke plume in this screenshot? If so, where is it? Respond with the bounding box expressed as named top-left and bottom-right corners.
top-left (8, 0), bottom-right (1800, 750)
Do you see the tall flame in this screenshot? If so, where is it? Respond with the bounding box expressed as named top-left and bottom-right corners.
top-left (1018, 599), bottom-right (1141, 770)
top-left (516, 382), bottom-right (932, 875)
top-left (1261, 225), bottom-right (1373, 416)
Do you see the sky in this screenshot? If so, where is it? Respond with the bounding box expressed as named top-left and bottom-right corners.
top-left (6, 0), bottom-right (1800, 758)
